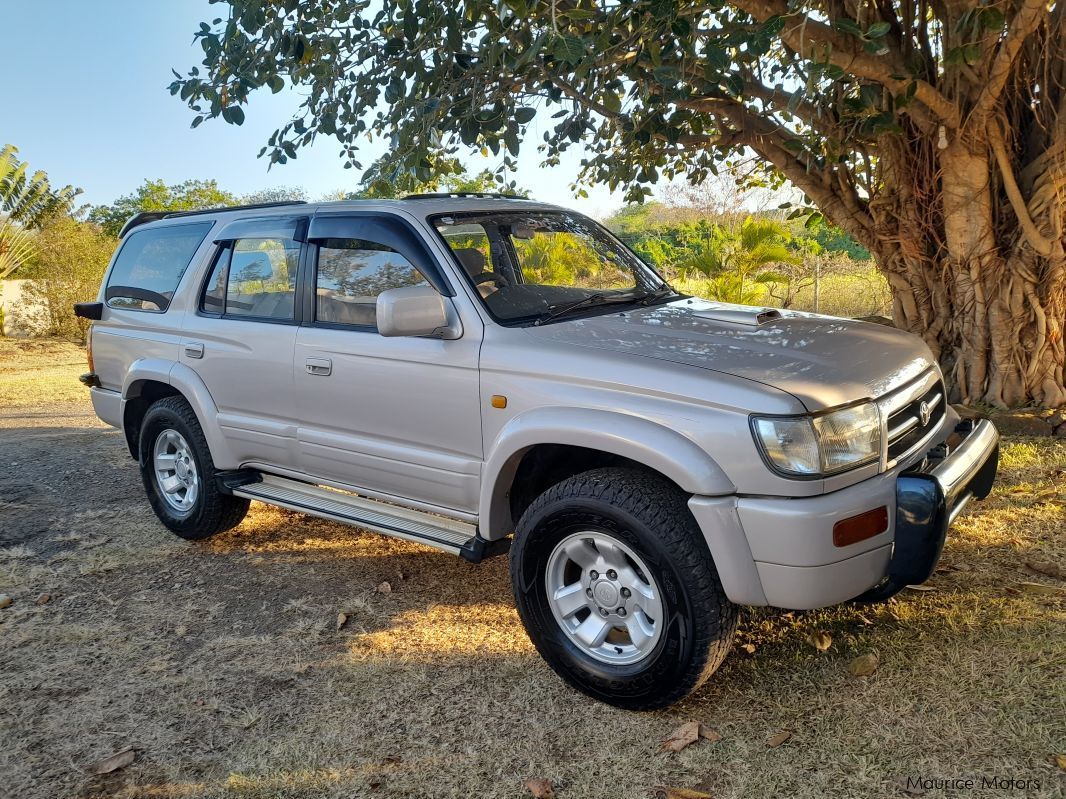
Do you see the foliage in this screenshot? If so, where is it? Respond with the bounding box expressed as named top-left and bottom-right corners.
top-left (17, 218), bottom-right (117, 340)
top-left (1, 144), bottom-right (82, 280)
top-left (0, 144), bottom-right (80, 228)
top-left (357, 160), bottom-right (524, 199)
top-left (240, 185), bottom-right (309, 204)
top-left (88, 179), bottom-right (237, 237)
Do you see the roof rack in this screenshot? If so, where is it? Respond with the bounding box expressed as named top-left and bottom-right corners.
top-left (117, 201), bottom-right (308, 238)
top-left (401, 192), bottom-right (529, 200)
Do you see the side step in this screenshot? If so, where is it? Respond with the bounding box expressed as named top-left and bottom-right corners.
top-left (229, 474), bottom-right (507, 562)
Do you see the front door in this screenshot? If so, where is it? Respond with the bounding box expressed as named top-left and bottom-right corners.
top-left (293, 214), bottom-right (483, 514)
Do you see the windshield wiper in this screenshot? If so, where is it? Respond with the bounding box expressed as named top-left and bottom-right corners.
top-left (533, 291), bottom-right (642, 326)
top-left (635, 285), bottom-right (678, 305)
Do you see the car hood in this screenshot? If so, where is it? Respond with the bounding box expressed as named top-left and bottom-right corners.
top-left (524, 299), bottom-right (935, 410)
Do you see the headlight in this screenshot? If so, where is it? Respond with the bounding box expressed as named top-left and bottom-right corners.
top-left (752, 402), bottom-right (881, 477)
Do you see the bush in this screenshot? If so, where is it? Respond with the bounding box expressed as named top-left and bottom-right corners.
top-left (17, 218), bottom-right (116, 341)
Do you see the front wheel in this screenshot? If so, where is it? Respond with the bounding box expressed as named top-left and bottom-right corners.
top-left (138, 396), bottom-right (249, 540)
top-left (510, 467), bottom-right (738, 710)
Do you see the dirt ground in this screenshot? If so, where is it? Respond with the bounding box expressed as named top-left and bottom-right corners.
top-left (1, 338), bottom-right (1064, 799)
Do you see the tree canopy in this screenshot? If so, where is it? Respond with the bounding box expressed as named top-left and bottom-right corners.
top-left (88, 179), bottom-right (238, 238)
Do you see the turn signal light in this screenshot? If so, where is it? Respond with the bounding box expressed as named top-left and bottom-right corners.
top-left (832, 506), bottom-right (888, 547)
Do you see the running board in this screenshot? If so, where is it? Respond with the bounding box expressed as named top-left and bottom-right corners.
top-left (229, 474), bottom-right (507, 562)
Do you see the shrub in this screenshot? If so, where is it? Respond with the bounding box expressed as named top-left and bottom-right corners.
top-left (17, 218), bottom-right (116, 341)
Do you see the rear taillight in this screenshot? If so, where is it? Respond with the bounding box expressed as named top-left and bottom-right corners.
top-left (86, 327), bottom-right (94, 373)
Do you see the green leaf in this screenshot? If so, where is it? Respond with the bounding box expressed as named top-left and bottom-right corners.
top-left (221, 105), bottom-right (245, 125)
top-left (979, 7), bottom-right (1005, 30)
top-left (653, 66), bottom-right (681, 87)
top-left (514, 107), bottom-right (536, 124)
top-left (832, 18), bottom-right (863, 37)
top-left (267, 75), bottom-right (284, 94)
top-left (552, 34), bottom-right (585, 65)
top-left (866, 22), bottom-right (891, 38)
top-left (963, 43), bottom-right (981, 65)
top-left (704, 45), bottom-right (729, 72)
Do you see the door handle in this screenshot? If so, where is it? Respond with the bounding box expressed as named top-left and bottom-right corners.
top-left (184, 342), bottom-right (204, 359)
top-left (305, 357), bottom-right (332, 376)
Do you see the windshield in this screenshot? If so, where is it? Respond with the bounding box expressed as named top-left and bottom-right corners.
top-left (432, 211), bottom-right (674, 324)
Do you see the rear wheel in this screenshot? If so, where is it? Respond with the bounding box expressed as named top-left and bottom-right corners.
top-left (510, 467), bottom-right (738, 710)
top-left (138, 396), bottom-right (249, 540)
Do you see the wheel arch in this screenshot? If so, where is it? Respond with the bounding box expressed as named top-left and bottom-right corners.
top-left (479, 407), bottom-right (735, 539)
top-left (120, 360), bottom-right (234, 467)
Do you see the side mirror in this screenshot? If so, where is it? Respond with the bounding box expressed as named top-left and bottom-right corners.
top-left (376, 285), bottom-right (453, 338)
top-left (73, 302), bottom-right (104, 320)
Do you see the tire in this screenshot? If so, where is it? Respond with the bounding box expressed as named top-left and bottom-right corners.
top-left (510, 467), bottom-right (738, 710)
top-left (138, 395), bottom-right (249, 540)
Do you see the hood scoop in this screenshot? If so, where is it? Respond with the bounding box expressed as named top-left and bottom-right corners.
top-left (692, 306), bottom-right (783, 326)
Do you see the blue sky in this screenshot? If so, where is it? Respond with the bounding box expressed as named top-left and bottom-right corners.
top-left (1, 1), bottom-right (625, 216)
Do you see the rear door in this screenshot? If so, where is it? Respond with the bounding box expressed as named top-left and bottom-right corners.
top-left (179, 215), bottom-right (307, 469)
top-left (292, 212), bottom-right (484, 514)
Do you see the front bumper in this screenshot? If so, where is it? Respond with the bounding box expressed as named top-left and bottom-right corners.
top-left (856, 418), bottom-right (999, 602)
top-left (688, 418), bottom-right (1000, 609)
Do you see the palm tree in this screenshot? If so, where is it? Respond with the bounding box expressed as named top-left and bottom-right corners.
top-left (0, 144), bottom-right (81, 279)
top-left (676, 216), bottom-right (799, 304)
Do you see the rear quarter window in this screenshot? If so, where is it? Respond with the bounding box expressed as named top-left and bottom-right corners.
top-left (105, 222), bottom-right (213, 311)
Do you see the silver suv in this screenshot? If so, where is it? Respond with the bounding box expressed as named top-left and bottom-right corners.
top-left (76, 195), bottom-right (999, 709)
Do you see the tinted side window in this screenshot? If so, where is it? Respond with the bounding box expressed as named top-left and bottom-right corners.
top-left (200, 237), bottom-right (300, 320)
top-left (106, 222), bottom-right (213, 311)
top-left (315, 238), bottom-right (429, 329)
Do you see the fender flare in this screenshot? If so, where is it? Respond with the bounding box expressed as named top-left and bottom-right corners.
top-left (121, 360), bottom-right (236, 469)
top-left (479, 407), bottom-right (735, 538)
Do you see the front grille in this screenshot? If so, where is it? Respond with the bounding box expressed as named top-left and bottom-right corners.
top-left (886, 382), bottom-right (945, 460)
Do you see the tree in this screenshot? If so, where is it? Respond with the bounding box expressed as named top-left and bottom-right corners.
top-left (89, 179), bottom-right (237, 237)
top-left (18, 218), bottom-right (116, 341)
top-left (241, 186), bottom-right (309, 204)
top-left (1, 144), bottom-right (81, 279)
top-left (1, 144), bottom-right (81, 228)
top-left (677, 216), bottom-right (798, 302)
top-left (173, 0), bottom-right (1066, 406)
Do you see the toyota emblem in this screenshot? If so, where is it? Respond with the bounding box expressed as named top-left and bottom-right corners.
top-left (919, 400), bottom-right (931, 426)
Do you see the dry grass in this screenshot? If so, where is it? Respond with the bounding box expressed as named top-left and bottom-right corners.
top-left (1, 339), bottom-right (1063, 799)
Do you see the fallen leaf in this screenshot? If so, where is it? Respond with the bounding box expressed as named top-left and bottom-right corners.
top-left (336, 612), bottom-right (349, 631)
top-left (0, 595), bottom-right (12, 609)
top-left (657, 788), bottom-right (713, 799)
top-left (88, 747), bottom-right (136, 775)
top-left (766, 730), bottom-right (792, 748)
top-left (739, 642), bottom-right (756, 655)
top-left (848, 653), bottom-right (879, 677)
top-left (1053, 754), bottom-right (1066, 771)
top-left (662, 721), bottom-right (700, 752)
top-left (855, 614), bottom-right (874, 625)
top-left (806, 631), bottom-right (832, 651)
top-left (35, 593), bottom-right (51, 605)
top-left (1025, 561), bottom-right (1066, 580)
top-left (1017, 581), bottom-right (1066, 596)
top-left (376, 581), bottom-right (392, 594)
top-left (699, 725), bottom-right (723, 742)
top-left (523, 777), bottom-right (554, 798)
top-left (905, 584), bottom-right (937, 592)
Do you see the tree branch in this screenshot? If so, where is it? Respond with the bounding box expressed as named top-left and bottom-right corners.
top-left (969, 0), bottom-right (1047, 127)
top-left (732, 0), bottom-right (961, 128)
top-left (989, 120), bottom-right (1055, 257)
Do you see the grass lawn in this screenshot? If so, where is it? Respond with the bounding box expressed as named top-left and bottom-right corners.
top-left (0, 338), bottom-right (1063, 799)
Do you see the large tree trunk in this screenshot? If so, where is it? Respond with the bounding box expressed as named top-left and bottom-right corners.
top-left (849, 131), bottom-right (1066, 408)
